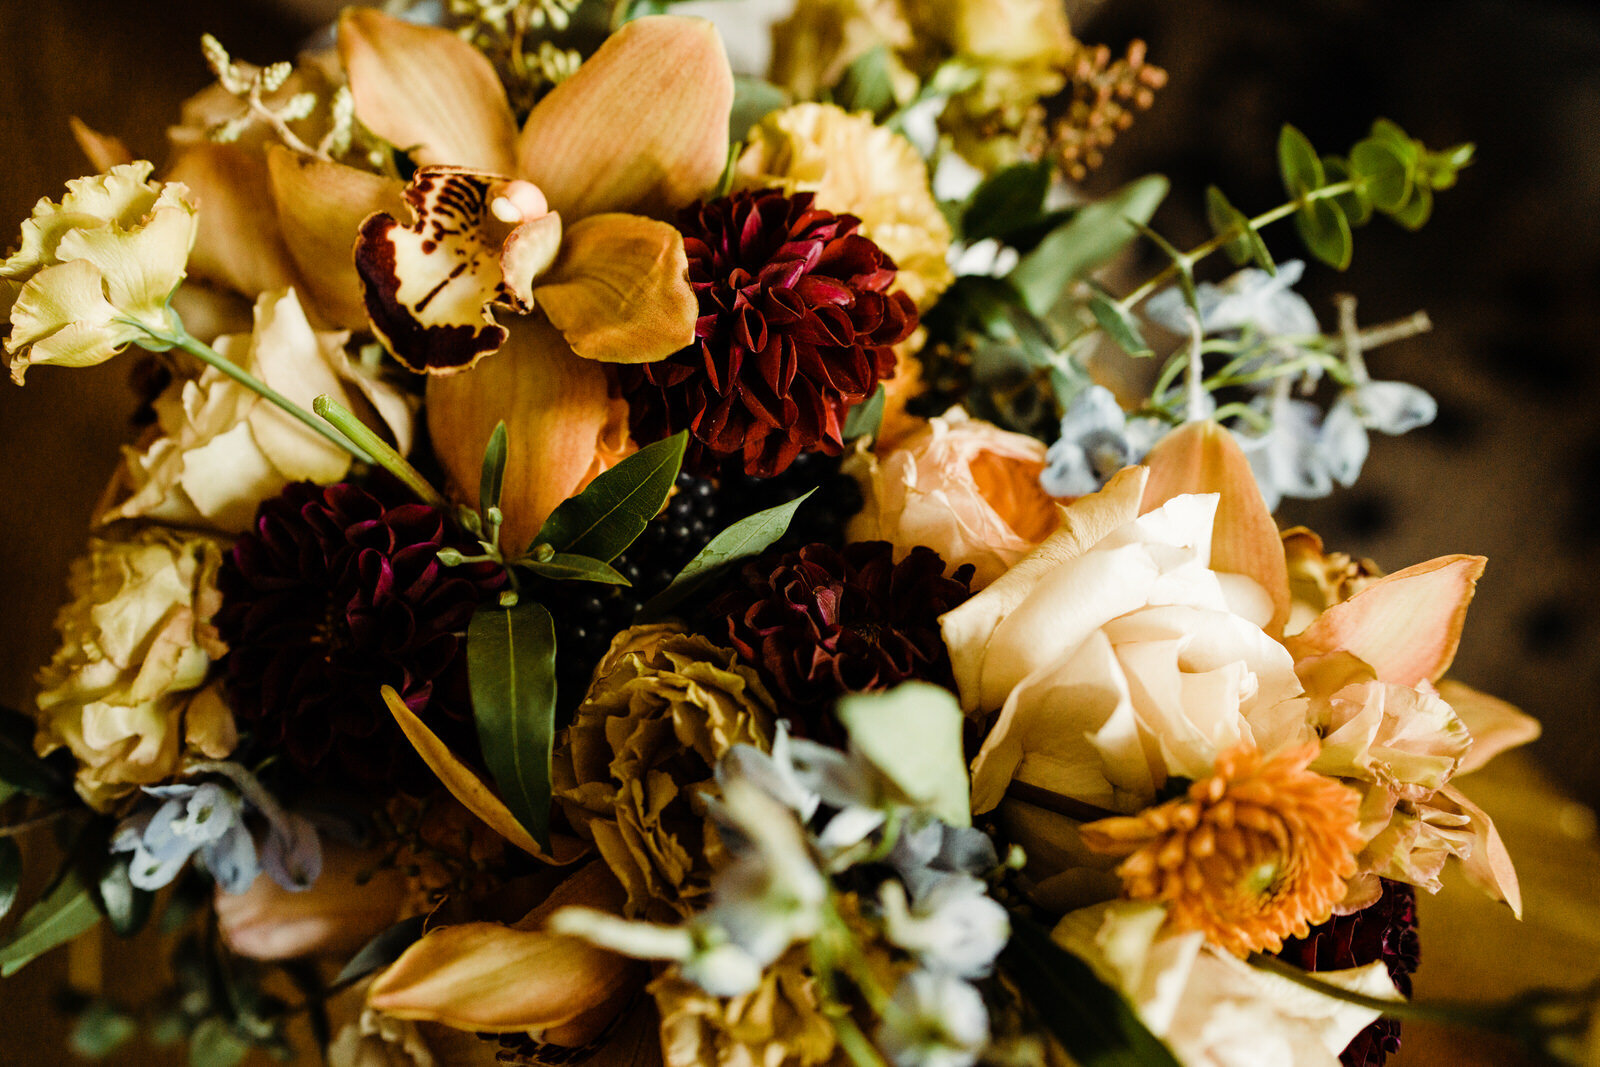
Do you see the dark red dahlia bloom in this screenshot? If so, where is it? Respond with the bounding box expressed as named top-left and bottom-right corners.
top-left (1279, 879), bottom-right (1420, 1067)
top-left (714, 541), bottom-right (972, 734)
top-left (615, 189), bottom-right (917, 478)
top-left (215, 480), bottom-right (506, 789)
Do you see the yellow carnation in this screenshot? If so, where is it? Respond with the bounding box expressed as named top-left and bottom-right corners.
top-left (734, 103), bottom-right (952, 309)
top-left (653, 949), bottom-right (841, 1067)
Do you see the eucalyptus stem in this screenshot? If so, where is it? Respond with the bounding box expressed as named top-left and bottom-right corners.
top-left (144, 320), bottom-right (377, 467)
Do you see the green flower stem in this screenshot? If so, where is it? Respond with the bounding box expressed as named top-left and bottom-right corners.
top-left (151, 322), bottom-right (378, 467)
top-left (1246, 952), bottom-right (1493, 1029)
top-left (311, 395), bottom-right (448, 509)
top-left (826, 1007), bottom-right (891, 1067)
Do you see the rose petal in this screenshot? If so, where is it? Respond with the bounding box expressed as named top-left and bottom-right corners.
top-left (339, 8), bottom-right (518, 173)
top-left (1286, 554), bottom-right (1486, 687)
top-left (1437, 679), bottom-right (1542, 775)
top-left (515, 16), bottom-right (733, 219)
top-left (425, 316), bottom-right (621, 556)
top-left (1141, 420), bottom-right (1292, 637)
top-left (531, 213), bottom-right (696, 363)
top-left (242, 289), bottom-right (354, 483)
top-left (267, 147), bottom-right (405, 331)
top-left (166, 144), bottom-right (299, 300)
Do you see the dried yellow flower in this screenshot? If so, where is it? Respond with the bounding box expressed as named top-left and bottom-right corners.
top-left (653, 948), bottom-right (841, 1067)
top-left (552, 624), bottom-right (777, 920)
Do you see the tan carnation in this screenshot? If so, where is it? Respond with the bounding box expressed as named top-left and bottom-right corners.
top-left (1081, 743), bottom-right (1364, 957)
top-left (734, 103), bottom-right (951, 310)
top-left (552, 624), bottom-right (777, 920)
top-left (34, 528), bottom-right (235, 810)
top-left (654, 949), bottom-right (841, 1067)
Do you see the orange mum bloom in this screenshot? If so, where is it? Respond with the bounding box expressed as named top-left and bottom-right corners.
top-left (1081, 743), bottom-right (1363, 957)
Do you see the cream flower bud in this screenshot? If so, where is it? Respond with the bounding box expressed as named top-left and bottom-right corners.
top-left (3, 162), bottom-right (198, 382)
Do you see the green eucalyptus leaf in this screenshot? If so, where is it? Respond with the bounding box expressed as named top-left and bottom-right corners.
top-left (1321, 156), bottom-right (1373, 226)
top-left (1088, 292), bottom-right (1154, 357)
top-left (835, 683), bottom-right (970, 826)
top-left (0, 838), bottom-right (20, 922)
top-left (1277, 124), bottom-right (1324, 198)
top-left (478, 421), bottom-right (508, 518)
top-left (1001, 914), bottom-right (1182, 1067)
top-left (962, 161), bottom-right (1052, 242)
top-left (467, 601), bottom-right (558, 851)
top-left (1204, 185), bottom-right (1256, 267)
top-left (833, 46), bottom-right (898, 119)
top-left (1294, 197), bottom-right (1353, 270)
top-left (69, 999), bottom-right (138, 1060)
top-left (1349, 137), bottom-right (1414, 213)
top-left (1390, 181), bottom-right (1433, 230)
top-left (1369, 118), bottom-right (1420, 163)
top-left (730, 76), bottom-right (791, 141)
top-left (1421, 141), bottom-right (1475, 189)
top-left (1131, 221), bottom-right (1198, 310)
top-left (94, 852), bottom-right (154, 937)
top-left (335, 914), bottom-right (428, 986)
top-left (534, 431), bottom-right (687, 563)
top-left (0, 704), bottom-right (71, 797)
top-left (640, 490), bottom-right (815, 619)
top-left (188, 1018), bottom-right (250, 1067)
top-left (0, 871), bottom-right (102, 977)
top-left (0, 779), bottom-right (15, 809)
top-left (842, 385), bottom-right (886, 442)
top-left (1009, 174), bottom-right (1168, 316)
top-left (520, 553), bottom-right (631, 585)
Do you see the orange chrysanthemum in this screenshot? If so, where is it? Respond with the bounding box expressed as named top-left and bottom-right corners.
top-left (1080, 743), bottom-right (1363, 957)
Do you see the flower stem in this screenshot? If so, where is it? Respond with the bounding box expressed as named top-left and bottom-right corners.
top-left (312, 395), bottom-right (448, 508)
top-left (1246, 952), bottom-right (1494, 1029)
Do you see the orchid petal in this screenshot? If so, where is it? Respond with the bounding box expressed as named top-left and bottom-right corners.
top-left (267, 147), bottom-right (405, 331)
top-left (1437, 680), bottom-right (1542, 775)
top-left (515, 16), bottom-right (733, 219)
top-left (425, 317), bottom-right (626, 556)
top-left (532, 213), bottom-right (695, 363)
top-left (166, 144), bottom-right (299, 300)
top-left (69, 117), bottom-right (133, 172)
top-left (1437, 784), bottom-right (1523, 918)
top-left (338, 9), bottom-right (518, 173)
top-left (1287, 554), bottom-right (1485, 687)
top-left (1141, 420), bottom-right (1292, 637)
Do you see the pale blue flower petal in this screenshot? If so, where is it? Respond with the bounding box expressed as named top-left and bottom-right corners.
top-left (1322, 396), bottom-right (1371, 488)
top-left (1350, 379), bottom-right (1437, 435)
top-left (205, 823), bottom-right (262, 895)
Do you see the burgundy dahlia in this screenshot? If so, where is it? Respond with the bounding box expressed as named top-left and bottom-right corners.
top-left (1278, 879), bottom-right (1420, 1067)
top-left (714, 541), bottom-right (973, 734)
top-left (215, 480), bottom-right (506, 789)
top-left (616, 189), bottom-right (917, 478)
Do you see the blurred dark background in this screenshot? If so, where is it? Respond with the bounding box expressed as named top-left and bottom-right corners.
top-left (0, 1), bottom-right (1596, 1064)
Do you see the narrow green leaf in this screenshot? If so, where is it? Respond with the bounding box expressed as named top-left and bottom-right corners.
top-left (1001, 914), bottom-right (1182, 1067)
top-left (730, 76), bottom-right (790, 141)
top-left (1321, 156), bottom-right (1374, 226)
top-left (1390, 181), bottom-right (1433, 230)
top-left (836, 683), bottom-right (970, 826)
top-left (0, 838), bottom-right (20, 922)
top-left (1009, 174), bottom-right (1169, 316)
top-left (639, 490), bottom-right (815, 619)
top-left (533, 431), bottom-right (687, 563)
top-left (842, 385), bottom-right (886, 442)
top-left (0, 704), bottom-right (71, 797)
top-left (467, 602), bottom-right (558, 851)
top-left (1089, 292), bottom-right (1154, 357)
top-left (1294, 197), bottom-right (1353, 270)
top-left (962, 161), bottom-right (1052, 242)
top-left (520, 553), bottom-right (630, 585)
top-left (833, 46), bottom-right (897, 119)
top-left (1349, 137), bottom-right (1414, 213)
top-left (93, 852), bottom-right (153, 937)
top-left (1277, 123), bottom-right (1325, 197)
top-left (478, 421), bottom-right (508, 517)
top-left (334, 914), bottom-right (428, 986)
top-left (0, 872), bottom-right (102, 977)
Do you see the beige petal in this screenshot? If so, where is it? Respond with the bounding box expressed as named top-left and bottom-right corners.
top-left (426, 317), bottom-right (619, 556)
top-left (515, 16), bottom-right (732, 219)
top-left (1140, 420), bottom-right (1291, 637)
top-left (381, 686), bottom-right (586, 863)
top-left (1437, 679), bottom-right (1541, 775)
top-left (532, 213), bottom-right (696, 363)
top-left (369, 861), bottom-right (639, 1032)
top-left (166, 143), bottom-right (299, 300)
top-left (69, 117), bottom-right (133, 171)
top-left (940, 465), bottom-right (1147, 714)
top-left (338, 8), bottom-right (518, 172)
top-left (1437, 784), bottom-right (1523, 918)
top-left (241, 289), bottom-right (353, 483)
top-left (267, 147), bottom-right (405, 331)
top-left (1287, 555), bottom-right (1486, 687)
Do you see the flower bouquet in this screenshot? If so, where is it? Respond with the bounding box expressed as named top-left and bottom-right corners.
top-left (0, 1), bottom-right (1578, 1065)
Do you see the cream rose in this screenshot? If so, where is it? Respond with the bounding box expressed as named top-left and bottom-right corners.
top-left (949, 468), bottom-right (1308, 816)
top-left (34, 528), bottom-right (236, 809)
top-left (845, 407), bottom-right (1060, 589)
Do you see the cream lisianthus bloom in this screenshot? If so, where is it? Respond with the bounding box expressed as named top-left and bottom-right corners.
top-left (100, 288), bottom-right (414, 532)
top-left (2, 162), bottom-right (197, 382)
top-left (846, 407), bottom-right (1060, 589)
top-left (1055, 902), bottom-right (1399, 1067)
top-left (734, 103), bottom-right (952, 309)
top-left (34, 528), bottom-right (235, 810)
top-left (951, 465), bottom-right (1308, 816)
